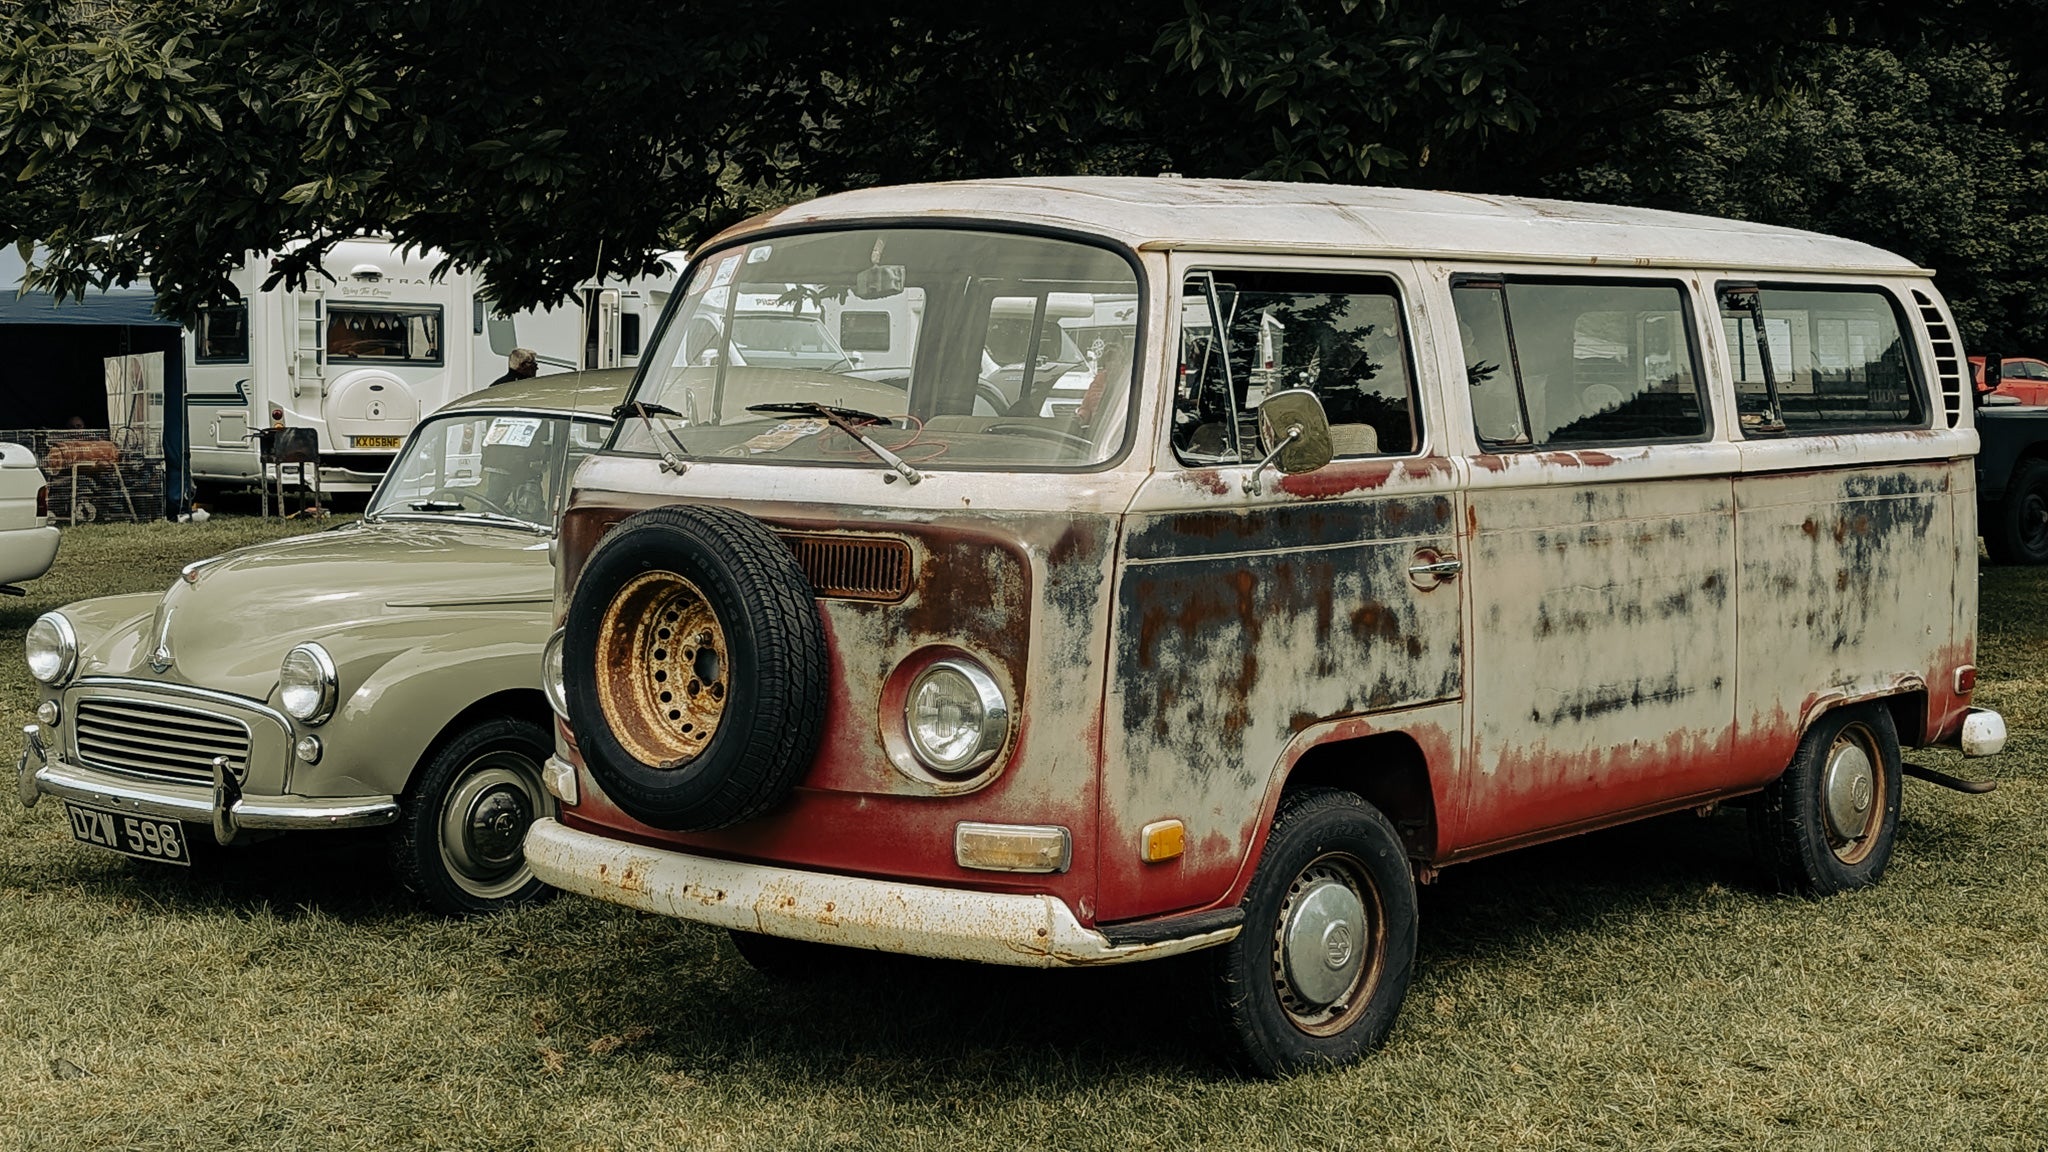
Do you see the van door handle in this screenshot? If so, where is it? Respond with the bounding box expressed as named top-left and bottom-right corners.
top-left (1409, 553), bottom-right (1458, 578)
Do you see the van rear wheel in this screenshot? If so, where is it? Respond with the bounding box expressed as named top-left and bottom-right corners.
top-left (1208, 788), bottom-right (1416, 1076)
top-left (1750, 703), bottom-right (1902, 895)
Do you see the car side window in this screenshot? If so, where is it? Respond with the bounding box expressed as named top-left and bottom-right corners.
top-left (1719, 283), bottom-right (1924, 434)
top-left (1451, 277), bottom-right (1707, 448)
top-left (1173, 271), bottom-right (1420, 464)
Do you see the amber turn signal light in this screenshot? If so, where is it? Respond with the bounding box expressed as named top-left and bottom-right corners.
top-left (1141, 819), bottom-right (1185, 863)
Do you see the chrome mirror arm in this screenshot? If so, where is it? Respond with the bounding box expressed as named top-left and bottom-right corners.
top-left (1242, 424), bottom-right (1302, 497)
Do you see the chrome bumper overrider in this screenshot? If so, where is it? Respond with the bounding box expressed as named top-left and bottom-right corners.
top-left (523, 817), bottom-right (1242, 968)
top-left (18, 729), bottom-right (398, 843)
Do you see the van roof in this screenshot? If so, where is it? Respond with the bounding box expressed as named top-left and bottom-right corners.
top-left (727, 177), bottom-right (1927, 277)
top-left (437, 367), bottom-right (633, 418)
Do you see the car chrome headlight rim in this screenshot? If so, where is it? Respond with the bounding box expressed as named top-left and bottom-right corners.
top-left (904, 658), bottom-right (1009, 776)
top-left (279, 643), bottom-right (339, 724)
top-left (25, 613), bottom-right (77, 686)
top-left (541, 627), bottom-right (568, 719)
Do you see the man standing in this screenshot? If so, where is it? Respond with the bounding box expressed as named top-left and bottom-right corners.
top-left (490, 348), bottom-right (538, 386)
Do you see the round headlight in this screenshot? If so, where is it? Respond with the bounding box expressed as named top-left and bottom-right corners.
top-left (905, 659), bottom-right (1009, 776)
top-left (279, 644), bottom-right (339, 724)
top-left (542, 628), bottom-right (568, 719)
top-left (25, 613), bottom-right (77, 686)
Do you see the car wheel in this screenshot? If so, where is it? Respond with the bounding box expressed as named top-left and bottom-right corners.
top-left (1208, 788), bottom-right (1417, 1076)
top-left (391, 715), bottom-right (554, 916)
top-left (1750, 703), bottom-right (1902, 896)
top-left (1987, 459), bottom-right (2048, 565)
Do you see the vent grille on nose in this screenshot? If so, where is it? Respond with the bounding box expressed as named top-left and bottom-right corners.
top-left (1912, 288), bottom-right (1965, 429)
top-left (777, 533), bottom-right (913, 601)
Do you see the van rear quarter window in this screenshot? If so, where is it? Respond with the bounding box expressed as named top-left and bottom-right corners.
top-left (1721, 284), bottom-right (1924, 433)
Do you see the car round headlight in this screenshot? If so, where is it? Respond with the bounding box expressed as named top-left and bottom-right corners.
top-left (279, 644), bottom-right (339, 724)
top-left (542, 628), bottom-right (568, 719)
top-left (25, 613), bottom-right (77, 686)
top-left (905, 659), bottom-right (1009, 776)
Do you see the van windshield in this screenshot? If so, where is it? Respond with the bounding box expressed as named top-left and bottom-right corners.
top-left (613, 228), bottom-right (1141, 470)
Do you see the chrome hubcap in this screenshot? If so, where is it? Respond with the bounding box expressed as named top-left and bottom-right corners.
top-left (1821, 739), bottom-right (1876, 848)
top-left (1283, 877), bottom-right (1366, 1006)
top-left (439, 752), bottom-right (545, 898)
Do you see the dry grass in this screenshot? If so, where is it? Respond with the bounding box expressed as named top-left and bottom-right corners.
top-left (1, 519), bottom-right (2045, 1150)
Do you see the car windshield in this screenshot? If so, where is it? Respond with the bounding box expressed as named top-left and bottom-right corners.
top-left (613, 228), bottom-right (1142, 470)
top-left (370, 412), bottom-right (611, 528)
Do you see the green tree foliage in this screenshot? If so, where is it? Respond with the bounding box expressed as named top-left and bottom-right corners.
top-left (2, 0), bottom-right (2043, 340)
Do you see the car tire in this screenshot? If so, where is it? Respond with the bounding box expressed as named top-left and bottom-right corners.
top-left (1750, 703), bottom-right (1902, 896)
top-left (390, 714), bottom-right (554, 917)
top-left (1987, 459), bottom-right (2048, 565)
top-left (1208, 788), bottom-right (1417, 1077)
top-left (563, 505), bottom-right (827, 832)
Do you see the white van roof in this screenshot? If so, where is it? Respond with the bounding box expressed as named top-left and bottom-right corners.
top-left (728, 177), bottom-right (1927, 277)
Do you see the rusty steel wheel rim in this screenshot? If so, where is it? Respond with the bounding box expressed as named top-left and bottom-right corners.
top-left (594, 570), bottom-right (731, 769)
top-left (1271, 851), bottom-right (1386, 1036)
top-left (1821, 722), bottom-right (1887, 865)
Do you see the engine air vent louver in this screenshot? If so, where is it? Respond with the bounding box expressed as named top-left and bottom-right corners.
top-left (778, 532), bottom-right (913, 602)
top-left (1912, 288), bottom-right (1965, 429)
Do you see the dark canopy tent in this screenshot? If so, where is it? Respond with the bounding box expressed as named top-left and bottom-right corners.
top-left (0, 248), bottom-right (188, 517)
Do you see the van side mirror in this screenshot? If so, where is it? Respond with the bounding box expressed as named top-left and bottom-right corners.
top-left (1244, 388), bottom-right (1334, 495)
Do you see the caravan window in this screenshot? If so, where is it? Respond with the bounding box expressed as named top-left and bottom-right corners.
top-left (329, 304), bottom-right (445, 365)
top-left (196, 304), bottom-right (249, 364)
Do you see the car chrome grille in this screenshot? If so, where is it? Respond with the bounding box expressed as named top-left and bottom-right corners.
top-left (73, 697), bottom-right (252, 784)
top-left (778, 532), bottom-right (914, 602)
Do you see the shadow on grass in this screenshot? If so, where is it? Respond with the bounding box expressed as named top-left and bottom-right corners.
top-left (36, 828), bottom-right (415, 924)
top-left (497, 807), bottom-right (1812, 1083)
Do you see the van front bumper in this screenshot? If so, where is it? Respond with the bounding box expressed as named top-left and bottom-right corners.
top-left (524, 817), bottom-right (1242, 968)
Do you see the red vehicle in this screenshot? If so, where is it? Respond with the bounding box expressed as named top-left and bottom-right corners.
top-left (1971, 355), bottom-right (2048, 405)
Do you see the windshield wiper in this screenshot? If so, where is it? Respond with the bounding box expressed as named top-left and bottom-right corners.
top-left (407, 499), bottom-right (465, 511)
top-left (745, 402), bottom-right (922, 485)
top-left (611, 401), bottom-right (692, 475)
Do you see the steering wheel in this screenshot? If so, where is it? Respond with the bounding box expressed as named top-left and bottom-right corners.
top-left (427, 486), bottom-right (518, 519)
top-left (982, 422), bottom-right (1094, 452)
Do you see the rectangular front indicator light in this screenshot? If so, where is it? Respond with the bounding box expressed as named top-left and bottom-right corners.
top-left (1141, 819), bottom-right (1185, 863)
top-left (955, 822), bottom-right (1071, 874)
top-left (541, 755), bottom-right (580, 806)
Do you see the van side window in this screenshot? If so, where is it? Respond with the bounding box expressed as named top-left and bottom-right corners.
top-left (1174, 271), bottom-right (1419, 464)
top-left (1719, 284), bottom-right (1924, 434)
top-left (1451, 278), bottom-right (1707, 449)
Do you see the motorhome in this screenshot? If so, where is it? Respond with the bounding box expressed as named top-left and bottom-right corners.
top-left (185, 238), bottom-right (680, 492)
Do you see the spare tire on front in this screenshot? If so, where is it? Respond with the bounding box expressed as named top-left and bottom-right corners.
top-left (563, 505), bottom-right (827, 831)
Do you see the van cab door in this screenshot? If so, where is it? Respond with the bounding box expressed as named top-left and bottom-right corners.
top-left (1102, 258), bottom-right (1464, 923)
top-left (1438, 271), bottom-right (1742, 855)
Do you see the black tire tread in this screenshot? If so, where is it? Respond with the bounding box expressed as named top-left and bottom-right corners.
top-left (389, 713), bottom-right (554, 917)
top-left (567, 505), bottom-right (828, 831)
top-left (1986, 458), bottom-right (2048, 566)
top-left (1749, 703), bottom-right (1902, 896)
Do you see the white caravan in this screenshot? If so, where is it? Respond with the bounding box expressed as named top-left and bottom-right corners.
top-left (185, 238), bottom-right (681, 492)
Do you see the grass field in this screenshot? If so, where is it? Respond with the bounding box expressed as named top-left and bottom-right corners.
top-left (2, 519), bottom-right (2044, 1150)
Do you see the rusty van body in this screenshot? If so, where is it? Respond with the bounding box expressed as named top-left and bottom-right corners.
top-left (526, 178), bottom-right (2007, 1074)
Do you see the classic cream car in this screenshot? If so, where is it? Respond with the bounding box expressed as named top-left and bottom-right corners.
top-left (0, 442), bottom-right (59, 592)
top-left (16, 371), bottom-right (626, 914)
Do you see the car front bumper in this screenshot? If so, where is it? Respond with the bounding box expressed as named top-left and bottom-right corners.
top-left (523, 817), bottom-right (1242, 968)
top-left (19, 726), bottom-right (398, 842)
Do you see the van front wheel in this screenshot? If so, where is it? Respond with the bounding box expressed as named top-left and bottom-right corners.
top-left (1209, 789), bottom-right (1417, 1076)
top-left (1751, 703), bottom-right (1902, 895)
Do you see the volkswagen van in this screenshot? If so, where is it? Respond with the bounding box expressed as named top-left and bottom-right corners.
top-left (526, 178), bottom-right (2007, 1074)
